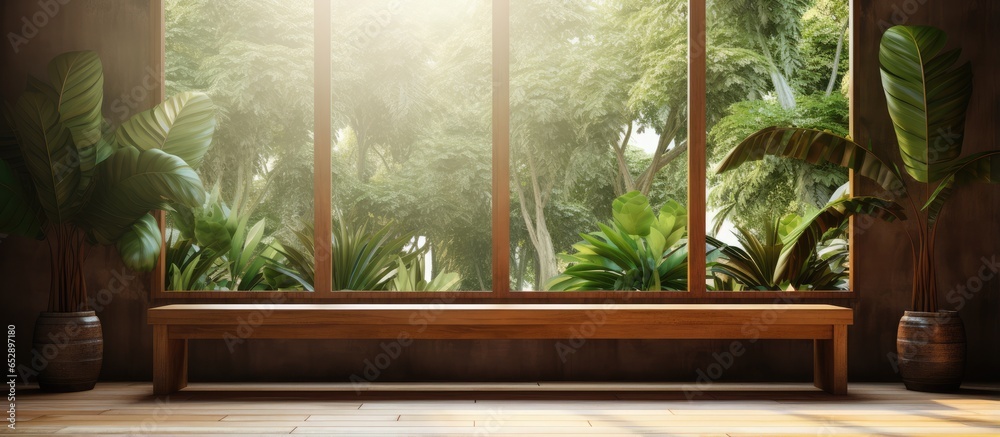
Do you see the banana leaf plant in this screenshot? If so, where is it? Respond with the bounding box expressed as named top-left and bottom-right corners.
top-left (0, 51), bottom-right (214, 312)
top-left (715, 26), bottom-right (996, 310)
top-left (546, 191), bottom-right (690, 291)
top-left (711, 183), bottom-right (904, 291)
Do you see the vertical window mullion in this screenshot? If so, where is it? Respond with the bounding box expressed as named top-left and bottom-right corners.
top-left (687, 0), bottom-right (708, 296)
top-left (314, 0), bottom-right (333, 293)
top-left (152, 0), bottom-right (167, 298)
top-left (492, 0), bottom-right (512, 296)
top-left (847, 0), bottom-right (856, 293)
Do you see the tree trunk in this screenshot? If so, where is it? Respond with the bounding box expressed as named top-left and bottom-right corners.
top-left (532, 216), bottom-right (558, 289)
top-left (635, 140), bottom-right (687, 196)
top-left (769, 67), bottom-right (796, 110)
top-left (356, 131), bottom-right (369, 182)
top-left (756, 35), bottom-right (796, 110)
top-left (514, 244), bottom-right (528, 290)
top-left (513, 156), bottom-right (558, 290)
top-left (633, 113), bottom-right (684, 195)
top-left (612, 121), bottom-right (636, 196)
top-left (825, 19), bottom-right (849, 97)
top-left (474, 260), bottom-right (486, 291)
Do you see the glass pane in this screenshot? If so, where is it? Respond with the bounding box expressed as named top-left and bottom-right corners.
top-left (329, 0), bottom-right (492, 291)
top-left (511, 0), bottom-right (689, 292)
top-left (164, 0), bottom-right (315, 291)
top-left (705, 0), bottom-right (851, 291)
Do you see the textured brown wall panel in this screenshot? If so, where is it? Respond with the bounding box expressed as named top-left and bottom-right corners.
top-left (0, 0), bottom-right (158, 382)
top-left (851, 0), bottom-right (1000, 381)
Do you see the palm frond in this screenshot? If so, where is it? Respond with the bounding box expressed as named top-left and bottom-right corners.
top-left (716, 127), bottom-right (903, 194)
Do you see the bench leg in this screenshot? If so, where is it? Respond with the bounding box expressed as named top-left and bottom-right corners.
top-left (814, 324), bottom-right (847, 394)
top-left (153, 325), bottom-right (188, 395)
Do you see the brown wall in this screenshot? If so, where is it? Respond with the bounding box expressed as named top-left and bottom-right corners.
top-left (0, 0), bottom-right (161, 382)
top-left (1, 0), bottom-right (997, 385)
top-left (851, 0), bottom-right (1000, 381)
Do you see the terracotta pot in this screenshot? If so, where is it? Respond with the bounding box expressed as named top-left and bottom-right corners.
top-left (32, 311), bottom-right (103, 392)
top-left (896, 310), bottom-right (965, 392)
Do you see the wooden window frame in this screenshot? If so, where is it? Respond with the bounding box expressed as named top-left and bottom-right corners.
top-left (150, 0), bottom-right (857, 302)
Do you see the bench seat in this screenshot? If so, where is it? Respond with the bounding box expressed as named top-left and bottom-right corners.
top-left (147, 303), bottom-right (853, 395)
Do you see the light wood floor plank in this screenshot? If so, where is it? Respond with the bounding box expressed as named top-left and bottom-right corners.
top-left (54, 425), bottom-right (297, 434)
top-left (30, 414), bottom-right (226, 422)
top-left (6, 382), bottom-right (996, 436)
top-left (219, 414), bottom-right (310, 422)
top-left (5, 426), bottom-right (68, 435)
top-left (98, 409), bottom-right (387, 416)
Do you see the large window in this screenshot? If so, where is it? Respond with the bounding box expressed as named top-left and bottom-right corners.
top-left (705, 0), bottom-right (852, 292)
top-left (164, 0), bottom-right (315, 291)
top-left (328, 0), bottom-right (493, 292)
top-left (509, 1), bottom-right (690, 292)
top-left (157, 0), bottom-right (853, 298)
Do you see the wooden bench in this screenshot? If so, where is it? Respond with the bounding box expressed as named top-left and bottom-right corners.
top-left (147, 304), bottom-right (853, 395)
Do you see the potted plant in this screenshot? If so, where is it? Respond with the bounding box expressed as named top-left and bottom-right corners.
top-left (0, 51), bottom-right (215, 392)
top-left (715, 25), bottom-right (996, 392)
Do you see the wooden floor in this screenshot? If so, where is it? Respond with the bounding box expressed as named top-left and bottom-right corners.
top-left (8, 382), bottom-right (999, 436)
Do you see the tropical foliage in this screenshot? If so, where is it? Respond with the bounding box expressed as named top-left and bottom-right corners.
top-left (389, 258), bottom-right (462, 292)
top-left (717, 25), bottom-right (997, 310)
top-left (708, 94), bottom-right (850, 233)
top-left (710, 185), bottom-right (903, 290)
top-left (547, 192), bottom-right (689, 291)
top-left (159, 0), bottom-right (855, 292)
top-left (0, 51), bottom-right (215, 311)
top-left (165, 183), bottom-right (278, 291)
top-left (267, 214), bottom-right (460, 292)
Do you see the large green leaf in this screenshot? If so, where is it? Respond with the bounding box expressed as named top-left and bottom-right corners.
top-left (547, 213), bottom-right (689, 292)
top-left (924, 151), bottom-right (1000, 226)
top-left (611, 191), bottom-right (654, 236)
top-left (580, 225), bottom-right (638, 270)
top-left (80, 147), bottom-right (205, 244)
top-left (164, 235), bottom-right (225, 291)
top-left (194, 202), bottom-right (232, 251)
top-left (11, 91), bottom-right (80, 224)
top-left (48, 51), bottom-right (104, 151)
top-left (116, 92), bottom-right (216, 169)
top-left (25, 76), bottom-right (59, 103)
top-left (656, 245), bottom-right (689, 291)
top-left (330, 215), bottom-right (423, 291)
top-left (716, 127), bottom-right (904, 194)
top-left (879, 26), bottom-right (972, 183)
top-left (116, 213), bottom-right (161, 272)
top-left (778, 185), bottom-right (905, 283)
top-left (268, 220), bottom-right (317, 291)
top-left (165, 179), bottom-right (281, 291)
top-left (710, 202), bottom-right (857, 292)
top-left (0, 159), bottom-right (42, 238)
top-left (712, 225), bottom-right (781, 291)
top-left (94, 119), bottom-right (117, 164)
top-left (389, 257), bottom-right (462, 292)
top-left (653, 199), bottom-right (686, 249)
top-left (48, 51), bottom-right (104, 210)
top-left (222, 217), bottom-right (270, 291)
top-left (169, 253), bottom-right (203, 291)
